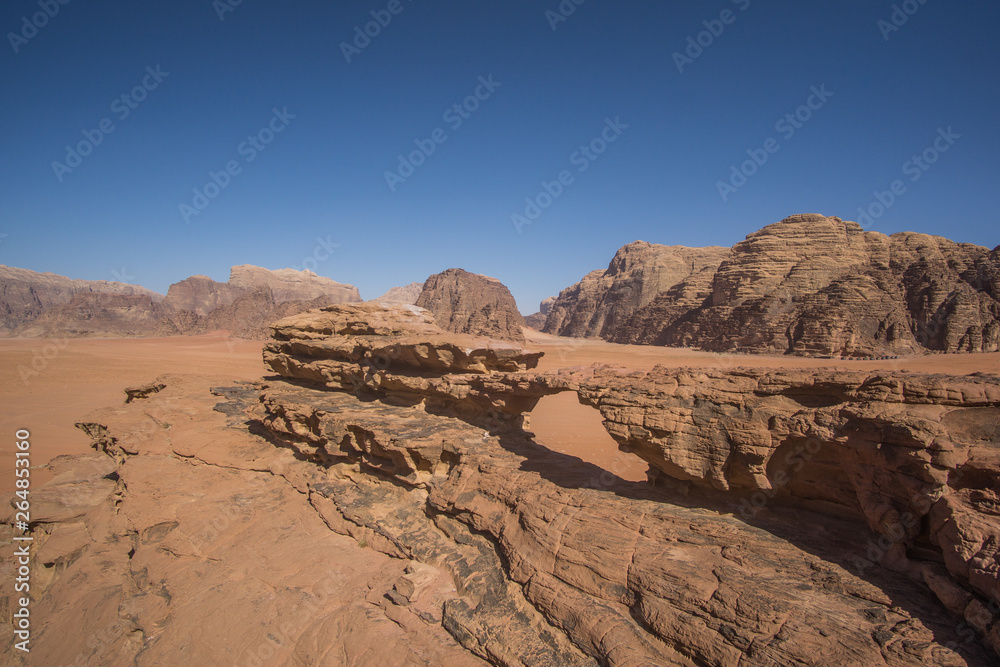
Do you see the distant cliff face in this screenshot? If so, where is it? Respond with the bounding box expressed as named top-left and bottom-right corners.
top-left (228, 265), bottom-right (361, 304)
top-left (524, 296), bottom-right (556, 329)
top-left (371, 282), bottom-right (423, 305)
top-left (545, 214), bottom-right (1000, 356)
top-left (542, 242), bottom-right (730, 339)
top-left (163, 276), bottom-right (241, 317)
top-left (0, 265), bottom-right (163, 334)
top-left (416, 269), bottom-right (525, 342)
top-left (2, 265), bottom-right (363, 340)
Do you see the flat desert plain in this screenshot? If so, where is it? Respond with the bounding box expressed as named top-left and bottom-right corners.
top-left (3, 329), bottom-right (1000, 493)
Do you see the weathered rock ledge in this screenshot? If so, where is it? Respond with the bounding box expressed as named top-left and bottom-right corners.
top-left (3, 303), bottom-right (998, 665)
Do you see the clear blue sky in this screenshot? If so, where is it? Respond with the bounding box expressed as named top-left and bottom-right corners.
top-left (2, 0), bottom-right (998, 313)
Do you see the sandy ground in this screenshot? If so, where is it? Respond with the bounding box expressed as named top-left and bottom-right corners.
top-left (3, 330), bottom-right (999, 494)
top-left (0, 335), bottom-right (265, 493)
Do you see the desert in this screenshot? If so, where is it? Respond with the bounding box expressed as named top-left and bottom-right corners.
top-left (4, 2), bottom-right (1000, 665)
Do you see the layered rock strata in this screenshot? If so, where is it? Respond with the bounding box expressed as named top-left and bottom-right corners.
top-left (416, 269), bottom-right (526, 342)
top-left (545, 214), bottom-right (1000, 356)
top-left (5, 303), bottom-right (998, 665)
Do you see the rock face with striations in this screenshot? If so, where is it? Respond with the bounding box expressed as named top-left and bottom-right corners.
top-left (228, 265), bottom-right (361, 304)
top-left (543, 242), bottom-right (729, 339)
top-left (545, 214), bottom-right (1000, 356)
top-left (524, 296), bottom-right (556, 329)
top-left (0, 265), bottom-right (163, 335)
top-left (9, 303), bottom-right (999, 665)
top-left (416, 268), bottom-right (526, 342)
top-left (371, 282), bottom-right (424, 305)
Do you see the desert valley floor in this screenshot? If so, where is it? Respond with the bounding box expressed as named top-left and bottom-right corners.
top-left (3, 323), bottom-right (1000, 666)
top-left (4, 331), bottom-right (999, 495)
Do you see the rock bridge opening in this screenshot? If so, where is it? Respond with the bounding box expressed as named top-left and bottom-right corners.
top-left (527, 392), bottom-right (648, 483)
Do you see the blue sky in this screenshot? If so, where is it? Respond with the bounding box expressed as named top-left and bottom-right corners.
top-left (2, 0), bottom-right (998, 314)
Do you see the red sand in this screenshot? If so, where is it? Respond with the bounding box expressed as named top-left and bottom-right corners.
top-left (2, 331), bottom-right (998, 494)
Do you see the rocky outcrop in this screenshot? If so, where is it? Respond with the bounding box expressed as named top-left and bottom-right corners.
top-left (371, 282), bottom-right (423, 305)
top-left (11, 293), bottom-right (181, 337)
top-left (7, 304), bottom-right (998, 665)
top-left (258, 303), bottom-right (1000, 663)
top-left (416, 269), bottom-right (526, 342)
top-left (162, 275), bottom-right (241, 316)
top-left (524, 296), bottom-right (556, 330)
top-left (543, 242), bottom-right (730, 340)
top-left (3, 265), bottom-right (363, 339)
top-left (575, 365), bottom-right (1000, 643)
top-left (228, 265), bottom-right (361, 304)
top-left (0, 265), bottom-right (162, 334)
top-left (545, 214), bottom-right (1000, 356)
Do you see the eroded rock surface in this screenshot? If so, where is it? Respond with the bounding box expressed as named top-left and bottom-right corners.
top-left (545, 214), bottom-right (1000, 356)
top-left (416, 268), bottom-right (526, 342)
top-left (4, 303), bottom-right (998, 665)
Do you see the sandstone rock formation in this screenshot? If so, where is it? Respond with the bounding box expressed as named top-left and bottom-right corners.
top-left (161, 274), bottom-right (241, 316)
top-left (0, 265), bottom-right (162, 334)
top-left (416, 268), bottom-right (526, 342)
top-left (229, 264), bottom-right (361, 304)
top-left (3, 265), bottom-right (362, 340)
top-left (524, 296), bottom-right (556, 329)
top-left (5, 303), bottom-right (998, 665)
top-left (11, 293), bottom-right (181, 337)
top-left (257, 303), bottom-right (1000, 663)
top-left (371, 282), bottom-right (423, 305)
top-left (543, 242), bottom-right (730, 340)
top-left (545, 214), bottom-right (1000, 357)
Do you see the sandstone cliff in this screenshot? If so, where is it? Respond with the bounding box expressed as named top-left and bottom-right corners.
top-left (545, 214), bottom-right (1000, 357)
top-left (524, 296), bottom-right (556, 329)
top-left (3, 265), bottom-right (362, 339)
top-left (543, 242), bottom-right (729, 339)
top-left (229, 264), bottom-right (361, 304)
top-left (0, 265), bottom-right (162, 334)
top-left (371, 282), bottom-right (423, 305)
top-left (416, 268), bottom-right (526, 342)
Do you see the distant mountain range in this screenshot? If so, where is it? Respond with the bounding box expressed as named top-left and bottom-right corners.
top-left (5, 213), bottom-right (999, 355)
top-left (0, 264), bottom-right (361, 339)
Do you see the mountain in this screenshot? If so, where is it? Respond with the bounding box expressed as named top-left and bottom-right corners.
top-left (415, 268), bottom-right (525, 342)
top-left (2, 265), bottom-right (362, 339)
top-left (543, 242), bottom-right (730, 339)
top-left (544, 214), bottom-right (1000, 356)
top-left (0, 265), bottom-right (163, 334)
top-left (371, 282), bottom-right (423, 305)
top-left (524, 296), bottom-right (556, 329)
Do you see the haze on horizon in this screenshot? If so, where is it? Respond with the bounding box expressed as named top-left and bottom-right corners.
top-left (1, 0), bottom-right (998, 313)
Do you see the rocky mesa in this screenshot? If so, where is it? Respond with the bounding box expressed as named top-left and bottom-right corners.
top-left (416, 268), bottom-right (526, 342)
top-left (545, 214), bottom-right (1000, 357)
